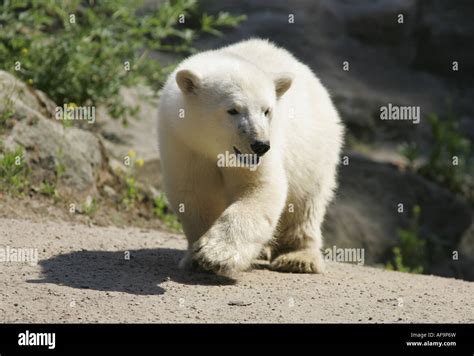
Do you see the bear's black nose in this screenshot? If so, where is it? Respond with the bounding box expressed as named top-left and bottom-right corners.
top-left (250, 140), bottom-right (271, 156)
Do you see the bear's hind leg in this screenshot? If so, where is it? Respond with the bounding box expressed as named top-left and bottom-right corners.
top-left (270, 233), bottom-right (326, 273)
top-left (270, 164), bottom-right (339, 274)
top-left (270, 248), bottom-right (325, 273)
top-left (270, 198), bottom-right (329, 274)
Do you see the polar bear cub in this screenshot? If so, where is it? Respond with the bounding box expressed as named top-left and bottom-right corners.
top-left (158, 38), bottom-right (344, 275)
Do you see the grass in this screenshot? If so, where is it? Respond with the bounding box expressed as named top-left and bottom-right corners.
top-left (153, 193), bottom-right (182, 232)
top-left (39, 181), bottom-right (59, 199)
top-left (0, 147), bottom-right (30, 194)
top-left (81, 196), bottom-right (98, 216)
top-left (386, 205), bottom-right (426, 274)
top-left (122, 177), bottom-right (143, 207)
top-left (0, 97), bottom-right (15, 132)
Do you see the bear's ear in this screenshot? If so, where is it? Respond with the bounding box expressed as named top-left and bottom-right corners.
top-left (273, 72), bottom-right (293, 99)
top-left (176, 69), bottom-right (201, 95)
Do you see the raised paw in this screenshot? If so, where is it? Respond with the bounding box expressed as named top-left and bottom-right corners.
top-left (270, 249), bottom-right (326, 274)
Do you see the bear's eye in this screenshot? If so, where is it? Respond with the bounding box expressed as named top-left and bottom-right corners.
top-left (227, 108), bottom-right (239, 116)
top-left (264, 108), bottom-right (271, 117)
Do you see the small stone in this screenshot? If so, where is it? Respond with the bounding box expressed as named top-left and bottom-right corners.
top-left (228, 300), bottom-right (252, 307)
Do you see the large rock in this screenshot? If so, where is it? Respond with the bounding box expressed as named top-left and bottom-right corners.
top-left (447, 221), bottom-right (474, 280)
top-left (5, 117), bottom-right (114, 198)
top-left (95, 85), bottom-right (162, 192)
top-left (0, 71), bottom-right (56, 121)
top-left (96, 86), bottom-right (159, 163)
top-left (324, 153), bottom-right (473, 279)
top-left (1, 71), bottom-right (116, 198)
top-left (414, 0), bottom-right (474, 81)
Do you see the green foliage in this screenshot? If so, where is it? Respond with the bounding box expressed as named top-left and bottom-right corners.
top-left (0, 0), bottom-right (245, 122)
top-left (386, 205), bottom-right (426, 274)
top-left (81, 196), bottom-right (97, 216)
top-left (118, 153), bottom-right (181, 231)
top-left (0, 144), bottom-right (62, 199)
top-left (398, 142), bottom-right (418, 170)
top-left (420, 112), bottom-right (472, 199)
top-left (386, 247), bottom-right (423, 274)
top-left (0, 146), bottom-right (30, 194)
top-left (120, 150), bottom-right (145, 207)
top-left (39, 180), bottom-right (59, 199)
top-left (123, 176), bottom-right (143, 207)
top-left (0, 81), bottom-right (18, 132)
top-left (200, 12), bottom-right (247, 36)
top-left (0, 97), bottom-right (15, 131)
top-left (153, 193), bottom-right (182, 232)
top-left (54, 148), bottom-right (65, 179)
top-left (399, 111), bottom-right (473, 202)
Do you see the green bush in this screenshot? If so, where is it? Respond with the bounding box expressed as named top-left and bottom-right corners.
top-left (0, 0), bottom-right (245, 122)
top-left (419, 112), bottom-right (472, 200)
top-left (399, 110), bottom-right (473, 202)
top-left (386, 205), bottom-right (426, 274)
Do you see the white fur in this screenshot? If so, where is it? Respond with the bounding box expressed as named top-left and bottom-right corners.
top-left (158, 38), bottom-right (344, 275)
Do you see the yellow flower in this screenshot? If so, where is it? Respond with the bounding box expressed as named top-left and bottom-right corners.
top-left (21, 48), bottom-right (29, 56)
top-left (67, 102), bottom-right (78, 109)
top-left (27, 79), bottom-right (33, 85)
top-left (136, 158), bottom-right (144, 167)
top-left (127, 149), bottom-right (136, 159)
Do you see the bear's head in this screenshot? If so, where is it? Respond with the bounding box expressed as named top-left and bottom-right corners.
top-left (174, 59), bottom-right (293, 163)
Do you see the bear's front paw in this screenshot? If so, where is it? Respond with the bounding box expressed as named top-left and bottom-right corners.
top-left (270, 249), bottom-right (326, 274)
top-left (181, 237), bottom-right (251, 276)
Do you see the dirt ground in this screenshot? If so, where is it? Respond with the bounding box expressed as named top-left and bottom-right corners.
top-left (0, 217), bottom-right (473, 323)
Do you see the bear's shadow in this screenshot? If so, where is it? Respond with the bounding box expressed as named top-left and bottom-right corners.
top-left (28, 248), bottom-right (235, 295)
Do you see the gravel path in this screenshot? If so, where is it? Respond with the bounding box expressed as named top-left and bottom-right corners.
top-left (0, 218), bottom-right (472, 323)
